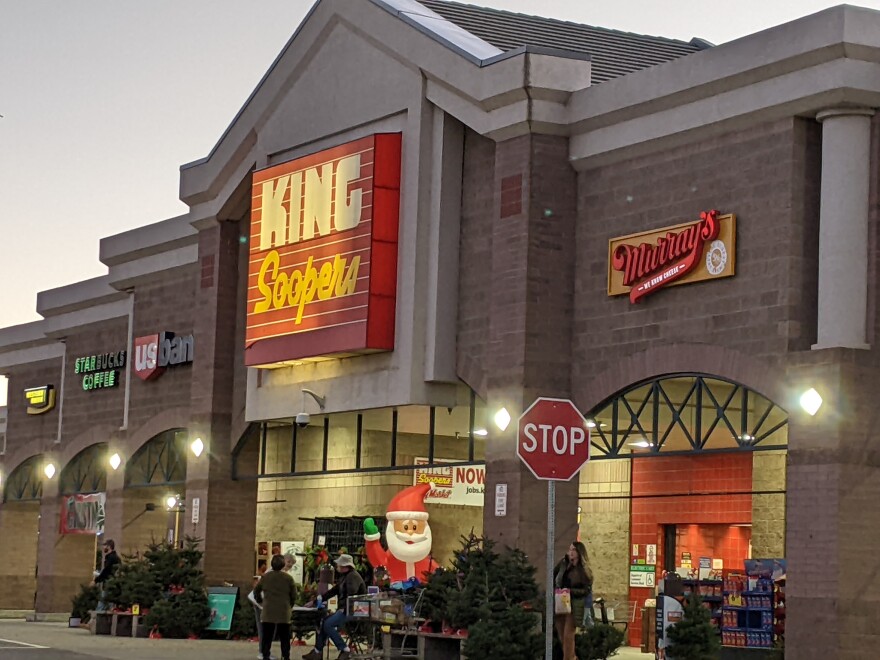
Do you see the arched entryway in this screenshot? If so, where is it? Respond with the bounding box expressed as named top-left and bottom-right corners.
top-left (56, 444), bottom-right (111, 596)
top-left (121, 429), bottom-right (188, 554)
top-left (579, 374), bottom-right (788, 648)
top-left (0, 455), bottom-right (44, 609)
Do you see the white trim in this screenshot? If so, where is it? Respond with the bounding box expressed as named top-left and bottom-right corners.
top-left (387, 511), bottom-right (429, 521)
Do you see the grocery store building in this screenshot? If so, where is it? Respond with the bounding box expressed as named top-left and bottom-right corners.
top-left (2, 1), bottom-right (880, 657)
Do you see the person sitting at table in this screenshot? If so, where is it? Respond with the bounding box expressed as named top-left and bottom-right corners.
top-left (254, 554), bottom-right (297, 660)
top-left (302, 554), bottom-right (366, 660)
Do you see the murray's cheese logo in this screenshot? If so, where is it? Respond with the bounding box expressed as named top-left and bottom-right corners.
top-left (608, 210), bottom-right (737, 303)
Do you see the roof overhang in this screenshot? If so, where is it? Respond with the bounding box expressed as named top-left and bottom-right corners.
top-left (567, 4), bottom-right (880, 169)
top-left (178, 0), bottom-right (592, 209)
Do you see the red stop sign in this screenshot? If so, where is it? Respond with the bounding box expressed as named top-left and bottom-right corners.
top-left (517, 397), bottom-right (591, 481)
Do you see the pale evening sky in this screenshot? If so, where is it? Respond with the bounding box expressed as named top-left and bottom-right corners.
top-left (1, 0), bottom-right (878, 406)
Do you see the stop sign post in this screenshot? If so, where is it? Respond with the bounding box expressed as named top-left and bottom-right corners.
top-left (517, 397), bottom-right (591, 660)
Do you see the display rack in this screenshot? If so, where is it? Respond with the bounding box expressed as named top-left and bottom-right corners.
top-left (721, 573), bottom-right (774, 648)
top-left (681, 578), bottom-right (723, 632)
top-left (773, 576), bottom-right (785, 646)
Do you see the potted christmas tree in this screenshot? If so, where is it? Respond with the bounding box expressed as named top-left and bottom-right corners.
top-left (665, 595), bottom-right (721, 660)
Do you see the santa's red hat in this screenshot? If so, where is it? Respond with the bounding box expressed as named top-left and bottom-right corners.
top-left (386, 483), bottom-right (432, 521)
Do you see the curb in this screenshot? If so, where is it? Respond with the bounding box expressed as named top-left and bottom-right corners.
top-left (25, 612), bottom-right (70, 623)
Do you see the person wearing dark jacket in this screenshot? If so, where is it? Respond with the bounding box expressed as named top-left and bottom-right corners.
top-left (254, 554), bottom-right (297, 660)
top-left (302, 554), bottom-right (366, 660)
top-left (90, 539), bottom-right (120, 612)
top-left (554, 541), bottom-right (594, 660)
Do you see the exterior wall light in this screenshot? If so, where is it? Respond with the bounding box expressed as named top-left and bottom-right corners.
top-left (191, 437), bottom-right (205, 457)
top-left (44, 463), bottom-right (56, 479)
top-left (109, 453), bottom-right (122, 471)
top-left (166, 495), bottom-right (179, 510)
top-left (586, 420), bottom-right (597, 429)
top-left (473, 428), bottom-right (488, 437)
top-left (800, 388), bottom-right (823, 416)
top-left (494, 407), bottom-right (511, 431)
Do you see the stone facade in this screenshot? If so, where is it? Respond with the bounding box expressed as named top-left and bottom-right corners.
top-left (751, 450), bottom-right (786, 559)
top-left (579, 460), bottom-right (631, 607)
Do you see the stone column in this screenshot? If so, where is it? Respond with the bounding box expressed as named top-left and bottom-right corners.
top-left (102, 460), bottom-right (125, 551)
top-left (482, 134), bottom-right (579, 573)
top-left (813, 108), bottom-right (875, 350)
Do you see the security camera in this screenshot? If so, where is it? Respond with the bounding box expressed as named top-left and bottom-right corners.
top-left (296, 412), bottom-right (310, 428)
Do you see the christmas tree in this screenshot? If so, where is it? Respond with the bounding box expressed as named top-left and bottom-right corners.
top-left (665, 595), bottom-right (721, 660)
top-left (102, 536), bottom-right (211, 638)
top-left (466, 602), bottom-right (543, 660)
top-left (418, 534), bottom-right (542, 658)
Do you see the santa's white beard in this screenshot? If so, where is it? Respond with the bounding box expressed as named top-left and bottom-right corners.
top-left (385, 522), bottom-right (432, 563)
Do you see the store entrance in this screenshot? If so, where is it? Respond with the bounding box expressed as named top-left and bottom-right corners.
top-left (579, 374), bottom-right (788, 651)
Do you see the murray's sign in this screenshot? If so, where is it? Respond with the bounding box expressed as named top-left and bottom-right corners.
top-left (608, 210), bottom-right (736, 303)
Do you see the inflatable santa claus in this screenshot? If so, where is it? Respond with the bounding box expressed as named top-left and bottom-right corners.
top-left (363, 482), bottom-right (438, 583)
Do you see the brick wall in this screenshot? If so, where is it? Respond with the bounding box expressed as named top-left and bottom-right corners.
top-left (127, 265), bottom-right (198, 434)
top-left (119, 488), bottom-right (181, 557)
top-left (574, 118), bottom-right (822, 400)
top-left (44, 533), bottom-right (97, 612)
top-left (456, 130), bottom-right (495, 395)
top-left (3, 358), bottom-right (62, 462)
top-left (61, 320), bottom-right (128, 444)
top-left (188, 219), bottom-right (258, 589)
top-left (0, 502), bottom-right (38, 609)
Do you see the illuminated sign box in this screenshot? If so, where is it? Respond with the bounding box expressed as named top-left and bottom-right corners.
top-left (608, 210), bottom-right (736, 303)
top-left (25, 385), bottom-right (56, 415)
top-left (245, 133), bottom-right (402, 366)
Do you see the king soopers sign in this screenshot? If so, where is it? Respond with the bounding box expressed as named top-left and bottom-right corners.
top-left (246, 134), bottom-right (402, 365)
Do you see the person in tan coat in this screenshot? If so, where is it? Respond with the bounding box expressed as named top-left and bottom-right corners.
top-left (254, 554), bottom-right (297, 660)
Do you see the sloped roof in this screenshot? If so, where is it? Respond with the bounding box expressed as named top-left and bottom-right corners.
top-left (419, 0), bottom-right (710, 84)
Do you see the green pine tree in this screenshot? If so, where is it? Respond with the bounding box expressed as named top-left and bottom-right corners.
top-left (665, 596), bottom-right (721, 660)
top-left (103, 536), bottom-right (211, 638)
top-left (465, 603), bottom-right (543, 660)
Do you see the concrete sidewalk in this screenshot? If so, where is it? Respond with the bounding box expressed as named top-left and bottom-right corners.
top-left (0, 620), bottom-right (656, 659)
top-left (0, 620), bottom-right (306, 659)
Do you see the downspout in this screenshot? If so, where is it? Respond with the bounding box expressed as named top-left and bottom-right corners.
top-left (55, 342), bottom-right (66, 444)
top-left (523, 50), bottom-right (534, 132)
top-left (119, 291), bottom-right (134, 431)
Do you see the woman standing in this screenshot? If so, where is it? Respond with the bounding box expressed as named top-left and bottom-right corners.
top-left (554, 541), bottom-right (594, 660)
top-left (254, 554), bottom-right (297, 660)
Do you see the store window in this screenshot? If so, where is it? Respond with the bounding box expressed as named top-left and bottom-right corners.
top-left (239, 390), bottom-right (487, 479)
top-left (59, 443), bottom-right (108, 495)
top-left (124, 429), bottom-right (188, 488)
top-left (2, 454), bottom-right (43, 502)
top-left (587, 375), bottom-right (787, 458)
